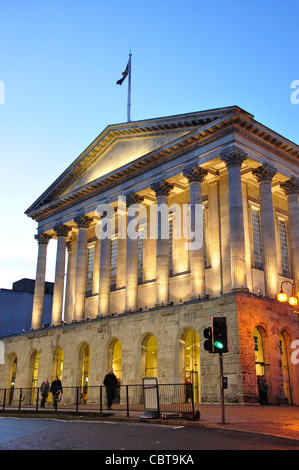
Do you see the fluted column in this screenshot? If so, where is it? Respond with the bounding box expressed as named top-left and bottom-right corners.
top-left (31, 233), bottom-right (51, 330)
top-left (73, 214), bottom-right (93, 321)
top-left (51, 223), bottom-right (71, 326)
top-left (151, 179), bottom-right (174, 305)
top-left (125, 192), bottom-right (144, 311)
top-left (64, 239), bottom-right (74, 323)
top-left (183, 164), bottom-right (208, 298)
top-left (280, 178), bottom-right (299, 284)
top-left (98, 209), bottom-right (116, 317)
top-left (252, 163), bottom-right (278, 297)
top-left (221, 146), bottom-right (248, 291)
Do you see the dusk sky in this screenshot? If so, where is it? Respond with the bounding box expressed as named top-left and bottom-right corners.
top-left (0, 0), bottom-right (298, 289)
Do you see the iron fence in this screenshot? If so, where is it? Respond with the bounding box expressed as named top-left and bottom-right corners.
top-left (0, 383), bottom-right (198, 420)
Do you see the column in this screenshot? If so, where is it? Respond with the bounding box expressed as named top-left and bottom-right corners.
top-left (252, 163), bottom-right (278, 297)
top-left (64, 238), bottom-right (74, 323)
top-left (221, 146), bottom-right (248, 291)
top-left (151, 179), bottom-right (174, 305)
top-left (183, 164), bottom-right (208, 298)
top-left (51, 223), bottom-right (71, 326)
top-left (125, 192), bottom-right (144, 311)
top-left (280, 178), bottom-right (299, 284)
top-left (98, 209), bottom-right (115, 317)
top-left (73, 213), bottom-right (93, 321)
top-left (31, 232), bottom-right (51, 330)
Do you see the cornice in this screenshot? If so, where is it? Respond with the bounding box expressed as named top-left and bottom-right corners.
top-left (26, 109), bottom-right (299, 221)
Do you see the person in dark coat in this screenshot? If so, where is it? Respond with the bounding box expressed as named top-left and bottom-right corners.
top-left (50, 376), bottom-right (63, 411)
top-left (40, 378), bottom-right (49, 408)
top-left (103, 369), bottom-right (118, 409)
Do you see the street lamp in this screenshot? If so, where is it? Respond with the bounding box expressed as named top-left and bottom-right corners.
top-left (277, 280), bottom-right (299, 314)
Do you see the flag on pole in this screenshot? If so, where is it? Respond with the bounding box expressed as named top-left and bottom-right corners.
top-left (116, 59), bottom-right (130, 85)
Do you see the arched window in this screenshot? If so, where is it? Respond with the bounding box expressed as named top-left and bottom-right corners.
top-left (79, 344), bottom-right (90, 404)
top-left (144, 335), bottom-right (158, 378)
top-left (112, 340), bottom-right (122, 384)
top-left (182, 329), bottom-right (200, 403)
top-left (279, 332), bottom-right (293, 404)
top-left (30, 350), bottom-right (39, 405)
top-left (253, 327), bottom-right (265, 377)
top-left (53, 346), bottom-right (63, 381)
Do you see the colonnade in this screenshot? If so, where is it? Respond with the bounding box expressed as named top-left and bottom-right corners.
top-left (31, 149), bottom-right (299, 330)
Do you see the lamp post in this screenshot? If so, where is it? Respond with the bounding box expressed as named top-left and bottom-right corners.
top-left (277, 280), bottom-right (299, 314)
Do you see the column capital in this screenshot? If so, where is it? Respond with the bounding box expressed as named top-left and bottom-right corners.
top-left (66, 240), bottom-right (72, 252)
top-left (221, 146), bottom-right (247, 168)
top-left (34, 232), bottom-right (51, 246)
top-left (183, 165), bottom-right (208, 183)
top-left (151, 179), bottom-right (174, 197)
top-left (74, 213), bottom-right (93, 229)
top-left (125, 192), bottom-right (144, 207)
top-left (53, 223), bottom-right (71, 238)
top-left (280, 177), bottom-right (299, 196)
top-left (252, 163), bottom-right (277, 183)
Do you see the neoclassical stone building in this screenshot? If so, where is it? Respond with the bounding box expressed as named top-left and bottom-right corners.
top-left (1, 105), bottom-right (299, 405)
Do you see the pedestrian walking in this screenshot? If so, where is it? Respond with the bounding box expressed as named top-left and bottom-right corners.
top-left (103, 369), bottom-right (118, 410)
top-left (50, 376), bottom-right (63, 411)
top-left (257, 375), bottom-right (269, 405)
top-left (40, 378), bottom-right (49, 408)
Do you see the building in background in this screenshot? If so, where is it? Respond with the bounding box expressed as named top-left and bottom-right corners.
top-left (0, 279), bottom-right (53, 338)
top-left (0, 106), bottom-right (299, 405)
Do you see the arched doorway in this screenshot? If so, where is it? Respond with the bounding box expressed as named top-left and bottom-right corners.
top-left (53, 346), bottom-right (64, 381)
top-left (143, 335), bottom-right (158, 378)
top-left (279, 332), bottom-right (293, 404)
top-left (253, 327), bottom-right (265, 377)
top-left (111, 340), bottom-right (122, 384)
top-left (9, 355), bottom-right (17, 405)
top-left (182, 329), bottom-right (200, 403)
top-left (29, 350), bottom-right (39, 405)
top-left (79, 344), bottom-right (90, 404)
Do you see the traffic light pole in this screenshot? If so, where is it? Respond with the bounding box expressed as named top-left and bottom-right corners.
top-left (219, 353), bottom-right (225, 424)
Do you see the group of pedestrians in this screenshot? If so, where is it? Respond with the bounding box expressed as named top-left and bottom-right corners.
top-left (40, 376), bottom-right (63, 411)
top-left (40, 369), bottom-right (119, 410)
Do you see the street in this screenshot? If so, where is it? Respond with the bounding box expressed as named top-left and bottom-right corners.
top-left (0, 417), bottom-right (298, 451)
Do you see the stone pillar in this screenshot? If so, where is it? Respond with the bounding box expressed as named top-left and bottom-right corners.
top-left (183, 164), bottom-right (208, 298)
top-left (73, 214), bottom-right (93, 321)
top-left (64, 239), bottom-right (73, 323)
top-left (98, 209), bottom-right (116, 317)
top-left (51, 223), bottom-right (71, 326)
top-left (31, 233), bottom-right (51, 330)
top-left (280, 178), bottom-right (299, 284)
top-left (151, 179), bottom-right (174, 305)
top-left (125, 192), bottom-right (144, 311)
top-left (221, 146), bottom-right (248, 291)
top-left (252, 163), bottom-right (278, 297)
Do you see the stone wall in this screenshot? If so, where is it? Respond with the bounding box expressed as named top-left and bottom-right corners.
top-left (0, 293), bottom-right (298, 405)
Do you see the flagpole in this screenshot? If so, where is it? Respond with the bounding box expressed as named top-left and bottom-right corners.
top-left (127, 53), bottom-right (132, 122)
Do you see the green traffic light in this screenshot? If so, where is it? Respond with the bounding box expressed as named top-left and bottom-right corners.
top-left (214, 341), bottom-right (224, 349)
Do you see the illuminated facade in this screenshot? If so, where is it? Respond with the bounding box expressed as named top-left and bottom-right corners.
top-left (1, 106), bottom-right (299, 405)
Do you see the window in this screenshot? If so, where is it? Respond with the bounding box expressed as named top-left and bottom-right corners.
top-left (278, 219), bottom-right (290, 278)
top-left (138, 225), bottom-right (145, 284)
top-left (111, 235), bottom-right (118, 290)
top-left (169, 213), bottom-right (173, 276)
top-left (86, 245), bottom-right (95, 296)
top-left (251, 208), bottom-right (263, 270)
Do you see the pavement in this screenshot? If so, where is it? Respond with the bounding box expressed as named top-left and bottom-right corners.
top-left (2, 403), bottom-right (299, 442)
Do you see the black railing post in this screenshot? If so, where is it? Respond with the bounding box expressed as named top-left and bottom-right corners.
top-left (100, 386), bottom-right (103, 413)
top-left (19, 388), bottom-right (22, 410)
top-left (76, 387), bottom-right (79, 413)
top-left (2, 389), bottom-right (6, 411)
top-left (156, 383), bottom-right (160, 417)
top-left (126, 385), bottom-right (129, 418)
top-left (36, 388), bottom-right (39, 411)
top-left (190, 382), bottom-right (195, 418)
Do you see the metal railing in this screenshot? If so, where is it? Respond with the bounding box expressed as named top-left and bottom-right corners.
top-left (0, 383), bottom-right (197, 420)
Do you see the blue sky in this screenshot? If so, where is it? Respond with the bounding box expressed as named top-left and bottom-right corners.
top-left (0, 0), bottom-right (298, 289)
